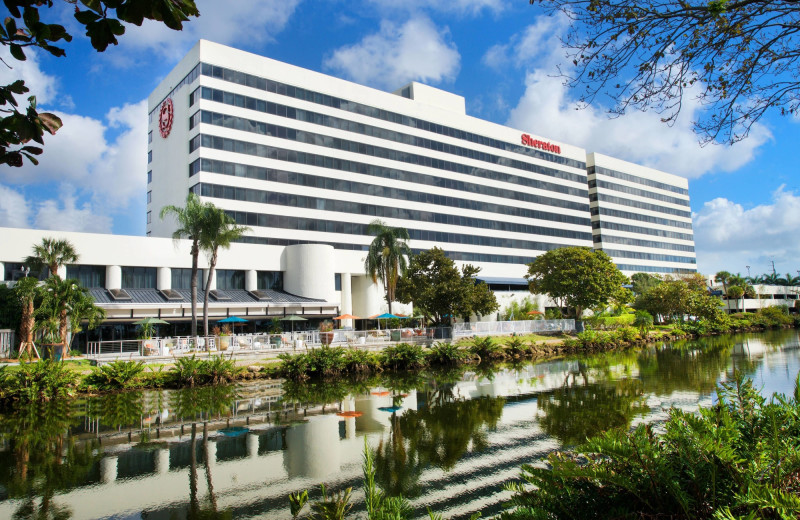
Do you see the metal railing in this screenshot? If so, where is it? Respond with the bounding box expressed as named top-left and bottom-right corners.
top-left (0, 329), bottom-right (15, 358)
top-left (86, 327), bottom-right (451, 359)
top-left (452, 319), bottom-right (575, 338)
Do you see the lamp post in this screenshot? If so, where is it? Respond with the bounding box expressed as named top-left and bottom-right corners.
top-left (746, 265), bottom-right (751, 278)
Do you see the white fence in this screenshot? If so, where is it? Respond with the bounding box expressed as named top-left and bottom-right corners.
top-left (85, 327), bottom-right (451, 359)
top-left (0, 329), bottom-right (15, 358)
top-left (452, 319), bottom-right (575, 338)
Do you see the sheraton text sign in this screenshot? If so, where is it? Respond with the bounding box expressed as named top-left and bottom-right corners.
top-left (521, 134), bottom-right (561, 154)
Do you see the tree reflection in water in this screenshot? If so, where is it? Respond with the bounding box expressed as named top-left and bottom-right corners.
top-left (0, 403), bottom-right (101, 520)
top-left (374, 380), bottom-right (505, 498)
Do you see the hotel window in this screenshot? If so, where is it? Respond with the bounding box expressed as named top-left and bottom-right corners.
top-left (216, 269), bottom-right (245, 290)
top-left (335, 273), bottom-right (342, 291)
top-left (257, 271), bottom-right (283, 290)
top-left (148, 150), bottom-right (152, 163)
top-left (148, 130), bottom-right (152, 143)
top-left (147, 211), bottom-right (151, 224)
top-left (66, 265), bottom-right (106, 288)
top-left (147, 170), bottom-right (152, 183)
top-left (121, 267), bottom-right (157, 288)
top-left (172, 268), bottom-right (205, 290)
top-left (147, 191), bottom-right (152, 204)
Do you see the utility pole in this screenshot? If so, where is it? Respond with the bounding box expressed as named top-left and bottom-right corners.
top-left (746, 265), bottom-right (750, 278)
top-left (770, 259), bottom-right (777, 276)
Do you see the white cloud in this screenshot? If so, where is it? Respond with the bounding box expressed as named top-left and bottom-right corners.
top-left (111, 0), bottom-right (303, 62)
top-left (324, 17), bottom-right (460, 90)
top-left (367, 0), bottom-right (505, 16)
top-left (693, 186), bottom-right (800, 276)
top-left (496, 17), bottom-right (770, 178)
top-left (33, 185), bottom-right (113, 233)
top-left (0, 184), bottom-right (31, 228)
top-left (0, 47), bottom-right (67, 108)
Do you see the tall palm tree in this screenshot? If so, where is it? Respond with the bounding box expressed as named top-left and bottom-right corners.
top-left (14, 277), bottom-right (41, 359)
top-left (160, 193), bottom-right (211, 338)
top-left (199, 207), bottom-right (249, 336)
top-left (715, 271), bottom-right (732, 296)
top-left (26, 237), bottom-right (78, 278)
top-left (364, 219), bottom-right (411, 315)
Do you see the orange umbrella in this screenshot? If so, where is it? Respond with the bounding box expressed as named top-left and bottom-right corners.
top-left (333, 314), bottom-right (361, 320)
top-left (336, 411), bottom-right (363, 418)
top-left (527, 310), bottom-right (544, 315)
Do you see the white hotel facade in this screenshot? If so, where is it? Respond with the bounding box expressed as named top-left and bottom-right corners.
top-left (0, 40), bottom-right (696, 338)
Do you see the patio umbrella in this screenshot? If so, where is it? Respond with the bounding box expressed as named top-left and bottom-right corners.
top-left (280, 314), bottom-right (307, 334)
top-left (333, 314), bottom-right (361, 320)
top-left (372, 312), bottom-right (403, 330)
top-left (133, 317), bottom-right (170, 337)
top-left (218, 315), bottom-right (248, 334)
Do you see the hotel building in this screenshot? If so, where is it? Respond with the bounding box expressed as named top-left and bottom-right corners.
top-left (0, 40), bottom-right (696, 341)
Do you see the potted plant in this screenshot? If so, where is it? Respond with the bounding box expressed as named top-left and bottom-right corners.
top-left (319, 321), bottom-right (334, 345)
top-left (215, 325), bottom-right (231, 351)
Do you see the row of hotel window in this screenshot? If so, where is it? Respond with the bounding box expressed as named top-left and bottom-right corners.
top-left (195, 86), bottom-right (585, 183)
top-left (194, 181), bottom-right (593, 241)
top-left (190, 110), bottom-right (587, 186)
top-left (195, 62), bottom-right (586, 170)
top-left (190, 156), bottom-right (588, 213)
top-left (1, 263), bottom-right (283, 291)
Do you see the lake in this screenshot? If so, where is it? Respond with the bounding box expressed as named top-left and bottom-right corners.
top-left (0, 330), bottom-right (798, 519)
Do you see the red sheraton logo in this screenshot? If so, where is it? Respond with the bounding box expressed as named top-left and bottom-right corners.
top-left (521, 133), bottom-right (560, 154)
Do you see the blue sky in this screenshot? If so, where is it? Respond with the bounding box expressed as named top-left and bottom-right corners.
top-left (1, 0), bottom-right (798, 278)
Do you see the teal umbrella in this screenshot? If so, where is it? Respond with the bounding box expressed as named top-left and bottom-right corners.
top-left (218, 316), bottom-right (248, 334)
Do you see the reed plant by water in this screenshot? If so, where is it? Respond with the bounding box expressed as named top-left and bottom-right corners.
top-left (0, 359), bottom-right (78, 404)
top-left (502, 373), bottom-right (800, 520)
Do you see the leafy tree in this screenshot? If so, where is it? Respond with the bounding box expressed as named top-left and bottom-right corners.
top-left (160, 193), bottom-right (212, 338)
top-left (35, 277), bottom-right (103, 357)
top-left (630, 272), bottom-right (660, 296)
top-left (199, 207), bottom-right (249, 336)
top-left (715, 270), bottom-right (733, 296)
top-left (726, 284), bottom-right (744, 312)
top-left (396, 247), bottom-right (499, 325)
top-left (525, 247), bottom-right (629, 319)
top-left (364, 219), bottom-right (411, 315)
top-left (634, 275), bottom-right (723, 323)
top-left (1, 0), bottom-right (199, 167)
top-left (25, 237), bottom-right (78, 278)
top-left (502, 296), bottom-right (541, 321)
top-left (532, 0), bottom-right (800, 144)
top-left (632, 310), bottom-right (653, 334)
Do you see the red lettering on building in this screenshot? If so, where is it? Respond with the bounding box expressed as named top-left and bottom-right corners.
top-left (521, 133), bottom-right (561, 154)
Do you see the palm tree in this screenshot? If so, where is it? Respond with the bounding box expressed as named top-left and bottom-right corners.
top-left (364, 219), bottom-right (411, 315)
top-left (199, 207), bottom-right (249, 336)
top-left (26, 237), bottom-right (78, 278)
top-left (714, 271), bottom-right (732, 297)
top-left (160, 193), bottom-right (211, 338)
top-left (761, 272), bottom-right (781, 285)
top-left (727, 285), bottom-right (744, 313)
top-left (14, 277), bottom-right (42, 359)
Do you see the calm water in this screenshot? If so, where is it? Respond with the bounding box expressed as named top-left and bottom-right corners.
top-left (1, 330), bottom-right (798, 520)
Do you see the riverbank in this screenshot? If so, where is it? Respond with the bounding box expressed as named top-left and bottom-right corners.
top-left (1, 311), bottom-right (797, 407)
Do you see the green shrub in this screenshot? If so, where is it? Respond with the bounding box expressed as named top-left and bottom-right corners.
top-left (201, 355), bottom-right (242, 385)
top-left (88, 360), bottom-right (146, 390)
top-left (172, 355), bottom-right (202, 387)
top-left (502, 373), bottom-right (800, 520)
top-left (428, 341), bottom-right (470, 366)
top-left (504, 336), bottom-right (532, 357)
top-left (588, 313), bottom-right (635, 330)
top-left (306, 346), bottom-right (347, 377)
top-left (278, 352), bottom-right (311, 380)
top-left (0, 360), bottom-right (79, 404)
top-left (470, 336), bottom-right (505, 361)
top-left (342, 348), bottom-right (379, 374)
top-left (381, 343), bottom-right (427, 370)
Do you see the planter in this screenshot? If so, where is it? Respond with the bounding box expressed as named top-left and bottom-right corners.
top-left (219, 337), bottom-right (230, 351)
top-left (390, 330), bottom-right (402, 342)
top-left (320, 332), bottom-right (334, 345)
